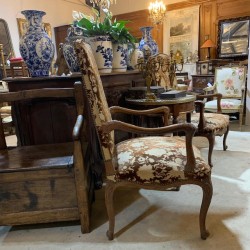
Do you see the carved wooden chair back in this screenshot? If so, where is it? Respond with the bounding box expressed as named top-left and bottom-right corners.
top-left (74, 39), bottom-right (213, 241)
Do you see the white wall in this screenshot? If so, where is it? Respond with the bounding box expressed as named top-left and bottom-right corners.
top-left (1, 0), bottom-right (184, 57)
top-left (0, 0), bottom-right (92, 57)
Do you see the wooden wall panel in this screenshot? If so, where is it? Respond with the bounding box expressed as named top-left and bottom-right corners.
top-left (200, 1), bottom-right (217, 59)
top-left (115, 0), bottom-right (250, 61)
top-left (216, 0), bottom-right (250, 20)
top-left (114, 10), bottom-right (163, 52)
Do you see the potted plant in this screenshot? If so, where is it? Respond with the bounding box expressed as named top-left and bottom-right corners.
top-left (76, 7), bottom-right (113, 73)
top-left (76, 2), bottom-right (136, 73)
top-left (109, 19), bottom-right (137, 72)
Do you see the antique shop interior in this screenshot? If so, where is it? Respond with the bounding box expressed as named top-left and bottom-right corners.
top-left (0, 0), bottom-right (250, 249)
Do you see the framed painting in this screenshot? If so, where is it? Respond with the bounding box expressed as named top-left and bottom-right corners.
top-left (17, 18), bottom-right (52, 38)
top-left (217, 16), bottom-right (250, 58)
top-left (163, 5), bottom-right (200, 62)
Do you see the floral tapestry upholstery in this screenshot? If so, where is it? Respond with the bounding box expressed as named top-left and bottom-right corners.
top-left (190, 113), bottom-right (229, 133)
top-left (204, 66), bottom-right (246, 128)
top-left (74, 39), bottom-right (115, 162)
top-left (205, 99), bottom-right (242, 113)
top-left (214, 66), bottom-right (246, 98)
top-left (107, 136), bottom-right (211, 184)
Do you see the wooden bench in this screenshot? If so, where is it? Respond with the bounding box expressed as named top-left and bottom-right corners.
top-left (0, 88), bottom-right (94, 233)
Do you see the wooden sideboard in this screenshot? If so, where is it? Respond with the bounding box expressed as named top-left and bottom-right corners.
top-left (5, 71), bottom-right (143, 146)
top-left (191, 74), bottom-right (215, 94)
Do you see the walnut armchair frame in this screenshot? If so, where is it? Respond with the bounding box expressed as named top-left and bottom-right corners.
top-left (74, 40), bottom-right (213, 241)
top-left (194, 93), bottom-right (229, 167)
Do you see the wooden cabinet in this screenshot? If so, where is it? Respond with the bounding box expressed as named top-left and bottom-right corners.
top-left (54, 25), bottom-right (70, 53)
top-left (5, 71), bottom-right (143, 146)
top-left (191, 74), bottom-right (214, 94)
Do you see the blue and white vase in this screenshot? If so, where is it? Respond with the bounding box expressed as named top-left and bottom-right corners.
top-left (63, 21), bottom-right (84, 73)
top-left (112, 43), bottom-right (128, 72)
top-left (88, 36), bottom-right (113, 74)
top-left (139, 26), bottom-right (158, 59)
top-left (19, 10), bottom-right (54, 77)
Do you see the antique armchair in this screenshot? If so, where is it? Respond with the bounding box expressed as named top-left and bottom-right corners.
top-left (189, 96), bottom-right (229, 167)
top-left (203, 66), bottom-right (247, 128)
top-left (74, 40), bottom-right (213, 240)
top-left (0, 88), bottom-right (93, 233)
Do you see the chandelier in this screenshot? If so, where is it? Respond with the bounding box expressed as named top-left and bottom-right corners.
top-left (148, 0), bottom-right (166, 25)
top-left (89, 0), bottom-right (116, 9)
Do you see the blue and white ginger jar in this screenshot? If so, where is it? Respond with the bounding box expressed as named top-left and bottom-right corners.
top-left (19, 10), bottom-right (54, 77)
top-left (63, 21), bottom-right (84, 73)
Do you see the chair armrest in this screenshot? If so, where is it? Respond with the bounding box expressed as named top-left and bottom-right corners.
top-left (203, 85), bottom-right (215, 94)
top-left (109, 106), bottom-right (170, 125)
top-left (101, 121), bottom-right (196, 173)
top-left (72, 115), bottom-right (84, 141)
top-left (194, 101), bottom-right (206, 131)
top-left (196, 93), bottom-right (222, 113)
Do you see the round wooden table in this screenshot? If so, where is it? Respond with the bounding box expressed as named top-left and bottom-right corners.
top-left (125, 94), bottom-right (196, 124)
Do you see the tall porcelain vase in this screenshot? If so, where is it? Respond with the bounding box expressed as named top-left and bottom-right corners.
top-left (88, 36), bottom-right (113, 74)
top-left (139, 26), bottom-right (158, 59)
top-left (19, 10), bottom-right (54, 77)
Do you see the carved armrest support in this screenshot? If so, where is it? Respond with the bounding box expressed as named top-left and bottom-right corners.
top-left (196, 93), bottom-right (222, 113)
top-left (110, 106), bottom-right (170, 125)
top-left (101, 121), bottom-right (196, 173)
top-left (194, 101), bottom-right (206, 131)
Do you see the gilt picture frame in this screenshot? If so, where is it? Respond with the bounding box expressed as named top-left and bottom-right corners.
top-left (16, 18), bottom-right (52, 38)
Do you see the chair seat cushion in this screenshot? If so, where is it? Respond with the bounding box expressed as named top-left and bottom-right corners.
top-left (191, 113), bottom-right (229, 133)
top-left (205, 99), bottom-right (241, 113)
top-left (111, 136), bottom-right (210, 185)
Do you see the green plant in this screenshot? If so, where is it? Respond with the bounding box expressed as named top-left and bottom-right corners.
top-left (110, 20), bottom-right (137, 44)
top-left (74, 5), bottom-right (136, 44)
top-left (76, 8), bottom-right (112, 37)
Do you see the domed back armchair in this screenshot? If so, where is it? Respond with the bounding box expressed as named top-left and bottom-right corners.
top-left (74, 40), bottom-right (213, 240)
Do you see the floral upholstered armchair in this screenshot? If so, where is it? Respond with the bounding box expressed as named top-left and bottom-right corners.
top-left (204, 66), bottom-right (247, 128)
top-left (74, 40), bottom-right (213, 241)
